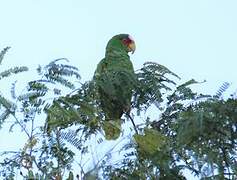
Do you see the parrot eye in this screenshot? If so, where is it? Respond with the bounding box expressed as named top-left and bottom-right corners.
top-left (122, 37), bottom-right (133, 45)
top-left (122, 39), bottom-right (128, 44)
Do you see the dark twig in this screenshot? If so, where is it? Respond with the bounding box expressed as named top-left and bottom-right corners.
top-left (125, 112), bottom-right (138, 134)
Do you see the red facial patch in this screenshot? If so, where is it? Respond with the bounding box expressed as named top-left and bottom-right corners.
top-left (122, 36), bottom-right (134, 46)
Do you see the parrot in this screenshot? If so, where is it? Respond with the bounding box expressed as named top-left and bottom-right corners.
top-left (94, 34), bottom-right (136, 139)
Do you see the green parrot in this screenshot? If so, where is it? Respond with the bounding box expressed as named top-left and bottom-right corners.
top-left (94, 34), bottom-right (136, 139)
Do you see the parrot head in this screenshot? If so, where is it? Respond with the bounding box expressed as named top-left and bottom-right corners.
top-left (106, 34), bottom-right (136, 54)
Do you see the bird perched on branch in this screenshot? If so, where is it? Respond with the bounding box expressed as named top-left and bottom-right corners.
top-left (94, 34), bottom-right (137, 139)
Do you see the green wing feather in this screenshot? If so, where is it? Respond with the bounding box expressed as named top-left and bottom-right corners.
top-left (94, 35), bottom-right (135, 120)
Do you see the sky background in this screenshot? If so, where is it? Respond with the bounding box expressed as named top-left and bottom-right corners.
top-left (1, 0), bottom-right (236, 87)
top-left (0, 0), bottom-right (237, 179)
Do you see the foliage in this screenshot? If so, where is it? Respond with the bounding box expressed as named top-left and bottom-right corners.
top-left (0, 47), bottom-right (236, 179)
top-left (174, 98), bottom-right (237, 179)
top-left (0, 49), bottom-right (80, 179)
top-left (45, 61), bottom-right (180, 138)
top-left (0, 47), bottom-right (11, 65)
top-left (133, 61), bottom-right (179, 112)
top-left (0, 47), bottom-right (28, 128)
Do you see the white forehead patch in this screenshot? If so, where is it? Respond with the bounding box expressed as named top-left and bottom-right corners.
top-left (128, 35), bottom-right (134, 41)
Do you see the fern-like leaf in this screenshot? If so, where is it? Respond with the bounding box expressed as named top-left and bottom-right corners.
top-left (41, 59), bottom-right (81, 89)
top-left (0, 95), bottom-right (16, 127)
top-left (59, 130), bottom-right (83, 150)
top-left (45, 75), bottom-right (75, 89)
top-left (10, 81), bottom-right (17, 99)
top-left (0, 110), bottom-right (11, 127)
top-left (0, 95), bottom-right (16, 112)
top-left (0, 46), bottom-right (11, 65)
top-left (143, 61), bottom-right (180, 79)
top-left (0, 66), bottom-right (28, 80)
top-left (133, 61), bottom-right (180, 111)
top-left (215, 82), bottom-right (230, 98)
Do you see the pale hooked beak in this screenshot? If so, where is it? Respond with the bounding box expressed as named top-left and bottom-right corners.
top-left (128, 41), bottom-right (136, 54)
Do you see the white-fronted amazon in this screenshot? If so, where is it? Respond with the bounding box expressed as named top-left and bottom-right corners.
top-left (94, 34), bottom-right (136, 138)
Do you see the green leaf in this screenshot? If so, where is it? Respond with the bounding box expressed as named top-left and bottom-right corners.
top-left (0, 66), bottom-right (28, 80)
top-left (134, 128), bottom-right (167, 156)
top-left (0, 47), bottom-right (11, 65)
top-left (102, 120), bottom-right (121, 140)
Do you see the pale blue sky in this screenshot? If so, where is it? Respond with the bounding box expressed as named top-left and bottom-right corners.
top-left (0, 0), bottom-right (237, 178)
top-left (1, 0), bottom-right (237, 89)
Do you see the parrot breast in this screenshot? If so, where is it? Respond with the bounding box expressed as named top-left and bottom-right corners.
top-left (95, 48), bottom-right (135, 120)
